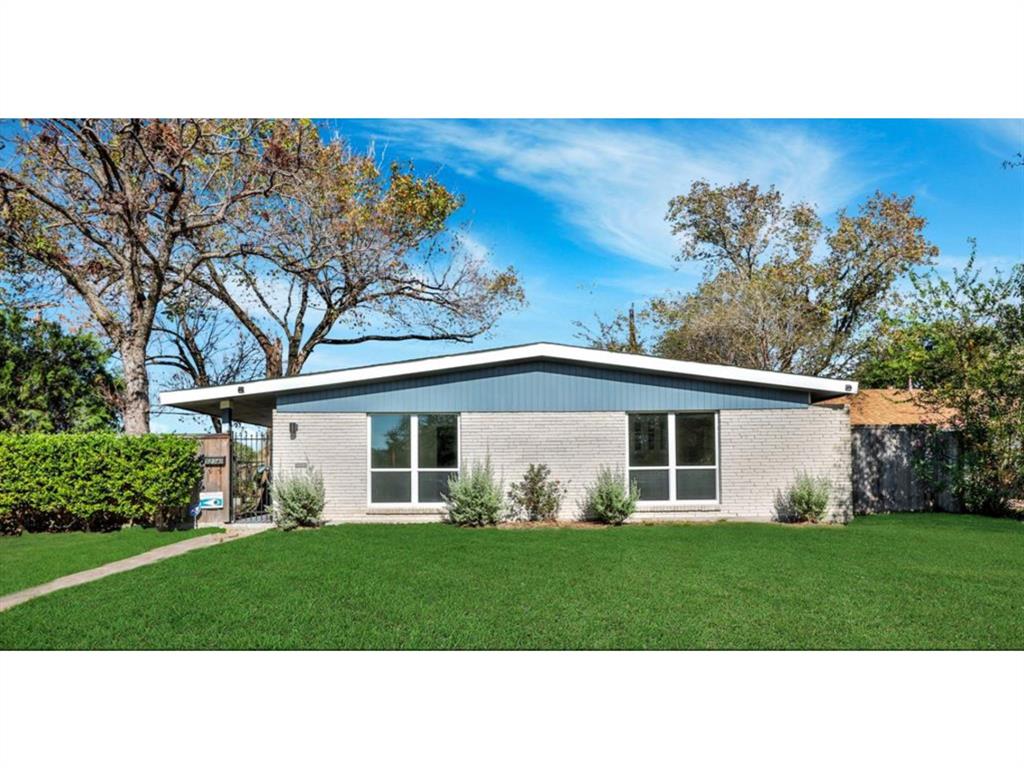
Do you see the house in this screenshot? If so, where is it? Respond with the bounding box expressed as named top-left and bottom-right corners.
top-left (159, 342), bottom-right (858, 523)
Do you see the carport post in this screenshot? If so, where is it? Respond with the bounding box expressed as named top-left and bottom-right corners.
top-left (220, 400), bottom-right (233, 522)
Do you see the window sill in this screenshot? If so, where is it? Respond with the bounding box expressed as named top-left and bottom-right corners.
top-left (367, 505), bottom-right (446, 515)
top-left (636, 502), bottom-right (721, 510)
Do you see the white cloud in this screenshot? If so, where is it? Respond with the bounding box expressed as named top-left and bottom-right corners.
top-left (965, 118), bottom-right (1024, 162)
top-left (361, 120), bottom-right (875, 268)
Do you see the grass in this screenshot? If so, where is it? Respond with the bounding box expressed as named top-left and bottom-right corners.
top-left (0, 526), bottom-right (220, 596)
top-left (0, 514), bottom-right (1021, 649)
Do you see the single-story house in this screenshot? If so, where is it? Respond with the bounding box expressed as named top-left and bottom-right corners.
top-left (159, 342), bottom-right (858, 523)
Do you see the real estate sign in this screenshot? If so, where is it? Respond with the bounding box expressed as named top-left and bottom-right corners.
top-left (198, 492), bottom-right (224, 510)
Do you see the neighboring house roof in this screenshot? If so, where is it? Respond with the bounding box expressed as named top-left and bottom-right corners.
top-left (159, 342), bottom-right (858, 425)
top-left (816, 388), bottom-right (955, 426)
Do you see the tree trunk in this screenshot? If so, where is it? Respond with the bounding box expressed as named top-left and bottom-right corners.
top-left (121, 337), bottom-right (151, 434)
top-left (265, 338), bottom-right (284, 379)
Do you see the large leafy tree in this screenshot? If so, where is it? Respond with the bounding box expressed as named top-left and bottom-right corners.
top-left (0, 306), bottom-right (119, 433)
top-left (192, 141), bottom-right (523, 378)
top-left (0, 119), bottom-right (302, 433)
top-left (1, 120), bottom-right (524, 433)
top-left (860, 252), bottom-right (1023, 515)
top-left (583, 181), bottom-right (938, 377)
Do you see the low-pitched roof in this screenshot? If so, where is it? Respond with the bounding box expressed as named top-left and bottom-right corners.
top-left (159, 342), bottom-right (859, 424)
top-left (816, 388), bottom-right (955, 426)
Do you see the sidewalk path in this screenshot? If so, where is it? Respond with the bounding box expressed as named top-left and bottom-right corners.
top-left (0, 524), bottom-right (273, 613)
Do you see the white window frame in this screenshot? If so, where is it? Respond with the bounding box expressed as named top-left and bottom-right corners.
top-left (625, 411), bottom-right (719, 506)
top-left (367, 413), bottom-right (461, 508)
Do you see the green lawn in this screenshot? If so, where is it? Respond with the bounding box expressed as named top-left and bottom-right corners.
top-left (0, 526), bottom-right (220, 596)
top-left (0, 514), bottom-right (1020, 649)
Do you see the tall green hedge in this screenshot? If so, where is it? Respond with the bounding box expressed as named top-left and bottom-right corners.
top-left (0, 433), bottom-right (202, 533)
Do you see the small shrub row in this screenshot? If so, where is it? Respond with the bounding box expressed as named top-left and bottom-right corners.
top-left (0, 433), bottom-right (203, 533)
top-left (443, 462), bottom-right (638, 526)
top-left (444, 464), bottom-right (840, 527)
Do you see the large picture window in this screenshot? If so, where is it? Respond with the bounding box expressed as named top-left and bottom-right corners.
top-left (369, 414), bottom-right (459, 505)
top-left (627, 412), bottom-right (718, 502)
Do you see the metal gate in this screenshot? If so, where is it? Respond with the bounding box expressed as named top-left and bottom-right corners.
top-left (231, 430), bottom-right (272, 523)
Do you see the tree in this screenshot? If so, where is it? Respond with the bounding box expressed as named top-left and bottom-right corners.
top-left (149, 284), bottom-right (263, 432)
top-left (855, 315), bottom-right (960, 389)
top-left (866, 251), bottom-right (1023, 516)
top-left (584, 181), bottom-right (937, 377)
top-left (0, 306), bottom-right (119, 432)
top-left (0, 119), bottom-right (305, 432)
top-left (192, 140), bottom-right (523, 378)
top-left (652, 260), bottom-right (826, 372)
top-left (1, 120), bottom-right (523, 432)
top-left (665, 180), bottom-right (821, 279)
top-left (574, 304), bottom-right (646, 354)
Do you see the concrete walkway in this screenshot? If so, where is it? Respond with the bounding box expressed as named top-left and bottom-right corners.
top-left (0, 524), bottom-right (272, 613)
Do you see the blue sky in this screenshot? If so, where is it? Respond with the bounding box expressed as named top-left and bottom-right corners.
top-left (302, 118), bottom-right (1022, 362)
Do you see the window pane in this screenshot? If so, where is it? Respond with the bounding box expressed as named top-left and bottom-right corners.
top-left (628, 414), bottom-right (668, 467)
top-left (676, 413), bottom-right (716, 466)
top-left (370, 415), bottom-right (410, 468)
top-left (676, 469), bottom-right (717, 500)
top-left (629, 469), bottom-right (670, 501)
top-left (418, 414), bottom-right (458, 468)
top-left (418, 471), bottom-right (458, 503)
top-left (371, 471), bottom-right (411, 503)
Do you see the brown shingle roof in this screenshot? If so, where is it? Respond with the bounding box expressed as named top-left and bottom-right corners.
top-left (816, 388), bottom-right (956, 426)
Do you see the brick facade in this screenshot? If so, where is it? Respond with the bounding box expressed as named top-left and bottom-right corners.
top-left (460, 411), bottom-right (624, 516)
top-left (272, 406), bottom-right (852, 523)
top-left (719, 407), bottom-right (852, 522)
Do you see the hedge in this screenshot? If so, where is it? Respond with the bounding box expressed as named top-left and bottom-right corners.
top-left (0, 433), bottom-right (202, 533)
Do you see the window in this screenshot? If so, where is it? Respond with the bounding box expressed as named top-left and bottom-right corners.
top-left (369, 414), bottom-right (459, 504)
top-left (627, 412), bottom-right (718, 502)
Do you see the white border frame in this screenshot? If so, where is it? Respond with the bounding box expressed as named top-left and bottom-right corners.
top-left (626, 411), bottom-right (720, 507)
top-left (367, 413), bottom-right (460, 508)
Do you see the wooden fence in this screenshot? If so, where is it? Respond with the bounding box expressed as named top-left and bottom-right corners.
top-left (852, 426), bottom-right (960, 514)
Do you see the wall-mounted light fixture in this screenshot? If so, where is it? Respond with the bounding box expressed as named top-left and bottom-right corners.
top-left (289, 422), bottom-right (298, 440)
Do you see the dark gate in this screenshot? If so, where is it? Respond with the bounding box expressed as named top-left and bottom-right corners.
top-left (231, 430), bottom-right (272, 523)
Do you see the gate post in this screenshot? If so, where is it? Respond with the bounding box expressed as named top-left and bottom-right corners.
top-left (220, 400), bottom-right (234, 523)
top-left (195, 433), bottom-right (231, 525)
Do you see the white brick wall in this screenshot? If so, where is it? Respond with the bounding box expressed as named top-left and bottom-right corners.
top-left (460, 411), bottom-right (624, 516)
top-left (719, 407), bottom-right (852, 522)
top-left (272, 411), bottom-right (367, 522)
top-left (272, 406), bottom-right (852, 523)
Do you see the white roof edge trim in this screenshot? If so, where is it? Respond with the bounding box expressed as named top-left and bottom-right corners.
top-left (159, 342), bottom-right (858, 406)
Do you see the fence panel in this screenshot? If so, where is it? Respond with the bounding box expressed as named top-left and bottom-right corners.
top-left (852, 426), bottom-right (959, 514)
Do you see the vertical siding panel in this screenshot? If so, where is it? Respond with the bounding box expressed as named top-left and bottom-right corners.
top-left (278, 361), bottom-right (812, 413)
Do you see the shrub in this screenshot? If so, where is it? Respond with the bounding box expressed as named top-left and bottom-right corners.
top-left (272, 467), bottom-right (325, 531)
top-left (0, 433), bottom-right (202, 534)
top-left (775, 472), bottom-right (833, 523)
top-left (508, 463), bottom-right (565, 522)
top-left (581, 467), bottom-right (638, 525)
top-left (444, 458), bottom-right (504, 526)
